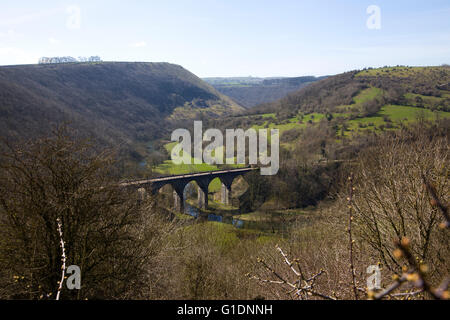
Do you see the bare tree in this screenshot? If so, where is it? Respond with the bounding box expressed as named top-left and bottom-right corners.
top-left (351, 124), bottom-right (449, 287)
top-left (0, 125), bottom-right (173, 299)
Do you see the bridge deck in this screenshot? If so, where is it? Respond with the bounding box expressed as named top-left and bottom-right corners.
top-left (119, 167), bottom-right (259, 187)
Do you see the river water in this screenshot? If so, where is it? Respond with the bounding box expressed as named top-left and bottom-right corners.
top-left (181, 182), bottom-right (290, 233)
top-left (184, 202), bottom-right (289, 234)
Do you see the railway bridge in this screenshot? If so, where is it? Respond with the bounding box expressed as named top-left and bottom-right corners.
top-left (120, 167), bottom-right (259, 212)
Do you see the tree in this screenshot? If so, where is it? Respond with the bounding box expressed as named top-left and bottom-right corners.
top-left (351, 123), bottom-right (449, 285)
top-left (0, 126), bottom-right (171, 299)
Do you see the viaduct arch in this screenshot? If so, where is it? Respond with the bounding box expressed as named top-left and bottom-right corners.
top-left (120, 167), bottom-right (259, 212)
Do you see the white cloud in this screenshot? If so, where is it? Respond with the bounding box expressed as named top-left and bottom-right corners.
top-left (130, 41), bottom-right (147, 48)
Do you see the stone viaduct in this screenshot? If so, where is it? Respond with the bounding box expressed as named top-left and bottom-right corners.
top-left (120, 167), bottom-right (259, 212)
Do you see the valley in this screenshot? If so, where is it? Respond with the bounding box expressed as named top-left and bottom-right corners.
top-left (0, 63), bottom-right (448, 301)
top-left (204, 76), bottom-right (326, 108)
top-left (1, 0), bottom-right (449, 305)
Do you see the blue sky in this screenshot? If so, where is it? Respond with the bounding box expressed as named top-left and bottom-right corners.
top-left (0, 0), bottom-right (449, 77)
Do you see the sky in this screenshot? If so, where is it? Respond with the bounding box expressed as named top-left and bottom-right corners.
top-left (0, 0), bottom-right (449, 77)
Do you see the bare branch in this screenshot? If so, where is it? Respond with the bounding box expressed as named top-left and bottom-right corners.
top-left (276, 246), bottom-right (300, 277)
top-left (249, 248), bottom-right (336, 300)
top-left (422, 174), bottom-right (449, 229)
top-left (347, 173), bottom-right (358, 300)
top-left (55, 217), bottom-right (66, 300)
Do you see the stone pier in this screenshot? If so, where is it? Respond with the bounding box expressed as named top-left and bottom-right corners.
top-left (195, 179), bottom-right (210, 210)
top-left (221, 183), bottom-right (231, 206)
top-left (173, 189), bottom-right (184, 213)
top-left (219, 175), bottom-right (236, 206)
top-left (197, 186), bottom-right (208, 209)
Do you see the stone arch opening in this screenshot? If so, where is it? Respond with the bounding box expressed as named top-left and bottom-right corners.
top-left (184, 180), bottom-right (200, 211)
top-left (156, 183), bottom-right (176, 210)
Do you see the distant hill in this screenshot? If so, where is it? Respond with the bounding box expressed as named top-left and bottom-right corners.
top-left (253, 66), bottom-right (450, 118)
top-left (203, 76), bottom-right (325, 108)
top-left (0, 62), bottom-right (243, 145)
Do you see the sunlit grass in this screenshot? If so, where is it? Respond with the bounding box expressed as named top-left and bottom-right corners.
top-left (355, 66), bottom-right (443, 78)
top-left (344, 105), bottom-right (450, 135)
top-left (336, 86), bottom-right (384, 111)
top-left (154, 141), bottom-right (245, 176)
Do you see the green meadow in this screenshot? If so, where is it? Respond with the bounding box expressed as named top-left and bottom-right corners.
top-left (355, 66), bottom-right (446, 78)
top-left (251, 112), bottom-right (325, 134)
top-left (336, 86), bottom-right (384, 111)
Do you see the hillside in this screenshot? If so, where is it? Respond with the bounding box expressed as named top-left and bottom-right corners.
top-left (253, 66), bottom-right (450, 118)
top-left (197, 66), bottom-right (450, 214)
top-left (147, 66), bottom-right (450, 180)
top-left (203, 76), bottom-right (325, 108)
top-left (0, 62), bottom-right (243, 144)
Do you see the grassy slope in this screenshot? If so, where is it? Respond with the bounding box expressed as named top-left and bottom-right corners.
top-left (345, 105), bottom-right (450, 135)
top-left (246, 67), bottom-right (450, 140)
top-left (336, 86), bottom-right (384, 111)
top-left (255, 66), bottom-right (449, 116)
top-left (251, 113), bottom-right (325, 136)
top-left (246, 103), bottom-right (449, 144)
top-left (356, 66), bottom-right (444, 78)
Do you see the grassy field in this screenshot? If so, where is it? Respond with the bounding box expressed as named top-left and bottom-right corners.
top-left (345, 104), bottom-right (450, 135)
top-left (249, 77), bottom-right (449, 139)
top-left (404, 92), bottom-right (447, 108)
top-left (251, 112), bottom-right (325, 134)
top-left (354, 87), bottom-right (384, 104)
top-left (235, 209), bottom-right (306, 222)
top-left (154, 141), bottom-right (218, 175)
top-left (154, 160), bottom-right (219, 175)
top-left (336, 86), bottom-right (384, 111)
top-left (355, 66), bottom-right (446, 78)
top-left (261, 113), bottom-right (276, 119)
top-left (249, 103), bottom-right (450, 140)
